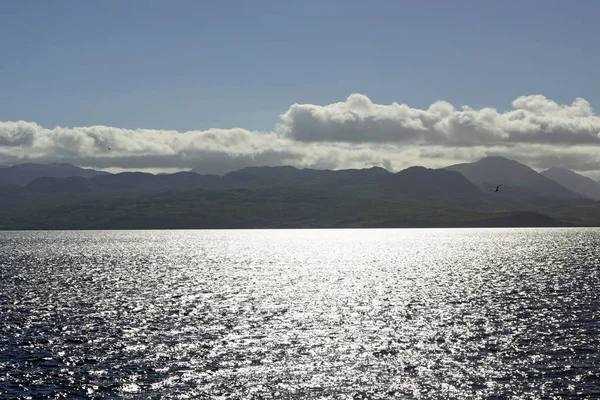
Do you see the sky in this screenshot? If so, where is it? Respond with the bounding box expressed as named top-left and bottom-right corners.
top-left (1, 0), bottom-right (600, 178)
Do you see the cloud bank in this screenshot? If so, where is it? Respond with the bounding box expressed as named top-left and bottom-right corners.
top-left (1, 94), bottom-right (600, 178)
top-left (279, 94), bottom-right (600, 146)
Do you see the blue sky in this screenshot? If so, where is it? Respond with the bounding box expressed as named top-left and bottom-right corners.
top-left (1, 0), bottom-right (598, 132)
top-left (1, 0), bottom-right (600, 177)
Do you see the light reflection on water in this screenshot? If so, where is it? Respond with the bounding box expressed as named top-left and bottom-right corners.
top-left (1, 228), bottom-right (599, 399)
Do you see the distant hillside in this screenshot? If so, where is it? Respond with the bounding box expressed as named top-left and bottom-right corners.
top-left (445, 156), bottom-right (582, 200)
top-left (222, 166), bottom-right (389, 192)
top-left (91, 171), bottom-right (220, 192)
top-left (541, 167), bottom-right (600, 200)
top-left (221, 165), bottom-right (482, 199)
top-left (21, 165), bottom-right (483, 204)
top-left (0, 160), bottom-right (597, 229)
top-left (0, 163), bottom-right (109, 186)
top-left (0, 186), bottom-right (573, 230)
top-left (545, 203), bottom-right (600, 227)
top-left (9, 161), bottom-right (592, 214)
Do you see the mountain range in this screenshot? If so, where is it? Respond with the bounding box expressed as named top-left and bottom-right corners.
top-left (3, 157), bottom-right (598, 202)
top-left (0, 157), bottom-right (599, 229)
top-left (0, 162), bottom-right (108, 186)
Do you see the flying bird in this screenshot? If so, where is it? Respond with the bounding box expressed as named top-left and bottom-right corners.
top-left (495, 184), bottom-right (503, 192)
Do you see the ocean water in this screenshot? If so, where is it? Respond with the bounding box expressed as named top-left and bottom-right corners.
top-left (0, 228), bottom-right (599, 399)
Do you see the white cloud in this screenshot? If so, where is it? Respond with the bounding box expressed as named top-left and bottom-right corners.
top-left (278, 93), bottom-right (600, 146)
top-left (1, 94), bottom-right (600, 178)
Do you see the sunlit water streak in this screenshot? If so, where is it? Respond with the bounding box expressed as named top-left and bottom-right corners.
top-left (0, 228), bottom-right (599, 399)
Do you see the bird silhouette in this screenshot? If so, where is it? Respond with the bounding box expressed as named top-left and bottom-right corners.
top-left (495, 184), bottom-right (503, 192)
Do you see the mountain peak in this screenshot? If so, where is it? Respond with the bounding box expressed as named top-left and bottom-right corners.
top-left (476, 156), bottom-right (530, 168)
top-left (480, 155), bottom-right (511, 161)
top-left (445, 156), bottom-right (582, 200)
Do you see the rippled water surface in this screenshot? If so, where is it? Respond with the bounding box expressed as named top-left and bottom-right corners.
top-left (1, 228), bottom-right (599, 399)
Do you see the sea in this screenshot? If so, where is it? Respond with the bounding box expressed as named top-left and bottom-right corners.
top-left (0, 228), bottom-right (599, 399)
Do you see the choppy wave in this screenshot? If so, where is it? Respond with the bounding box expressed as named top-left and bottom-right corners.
top-left (1, 228), bottom-right (599, 399)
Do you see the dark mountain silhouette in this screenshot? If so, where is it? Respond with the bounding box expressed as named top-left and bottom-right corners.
top-left (0, 162), bottom-right (109, 186)
top-left (22, 164), bottom-right (482, 203)
top-left (1, 158), bottom-right (598, 229)
top-left (222, 165), bottom-right (387, 189)
top-left (384, 166), bottom-right (481, 197)
top-left (445, 156), bottom-right (582, 200)
top-left (24, 171), bottom-right (221, 194)
top-left (541, 167), bottom-right (600, 200)
top-left (220, 165), bottom-right (481, 198)
top-left (92, 171), bottom-right (221, 192)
